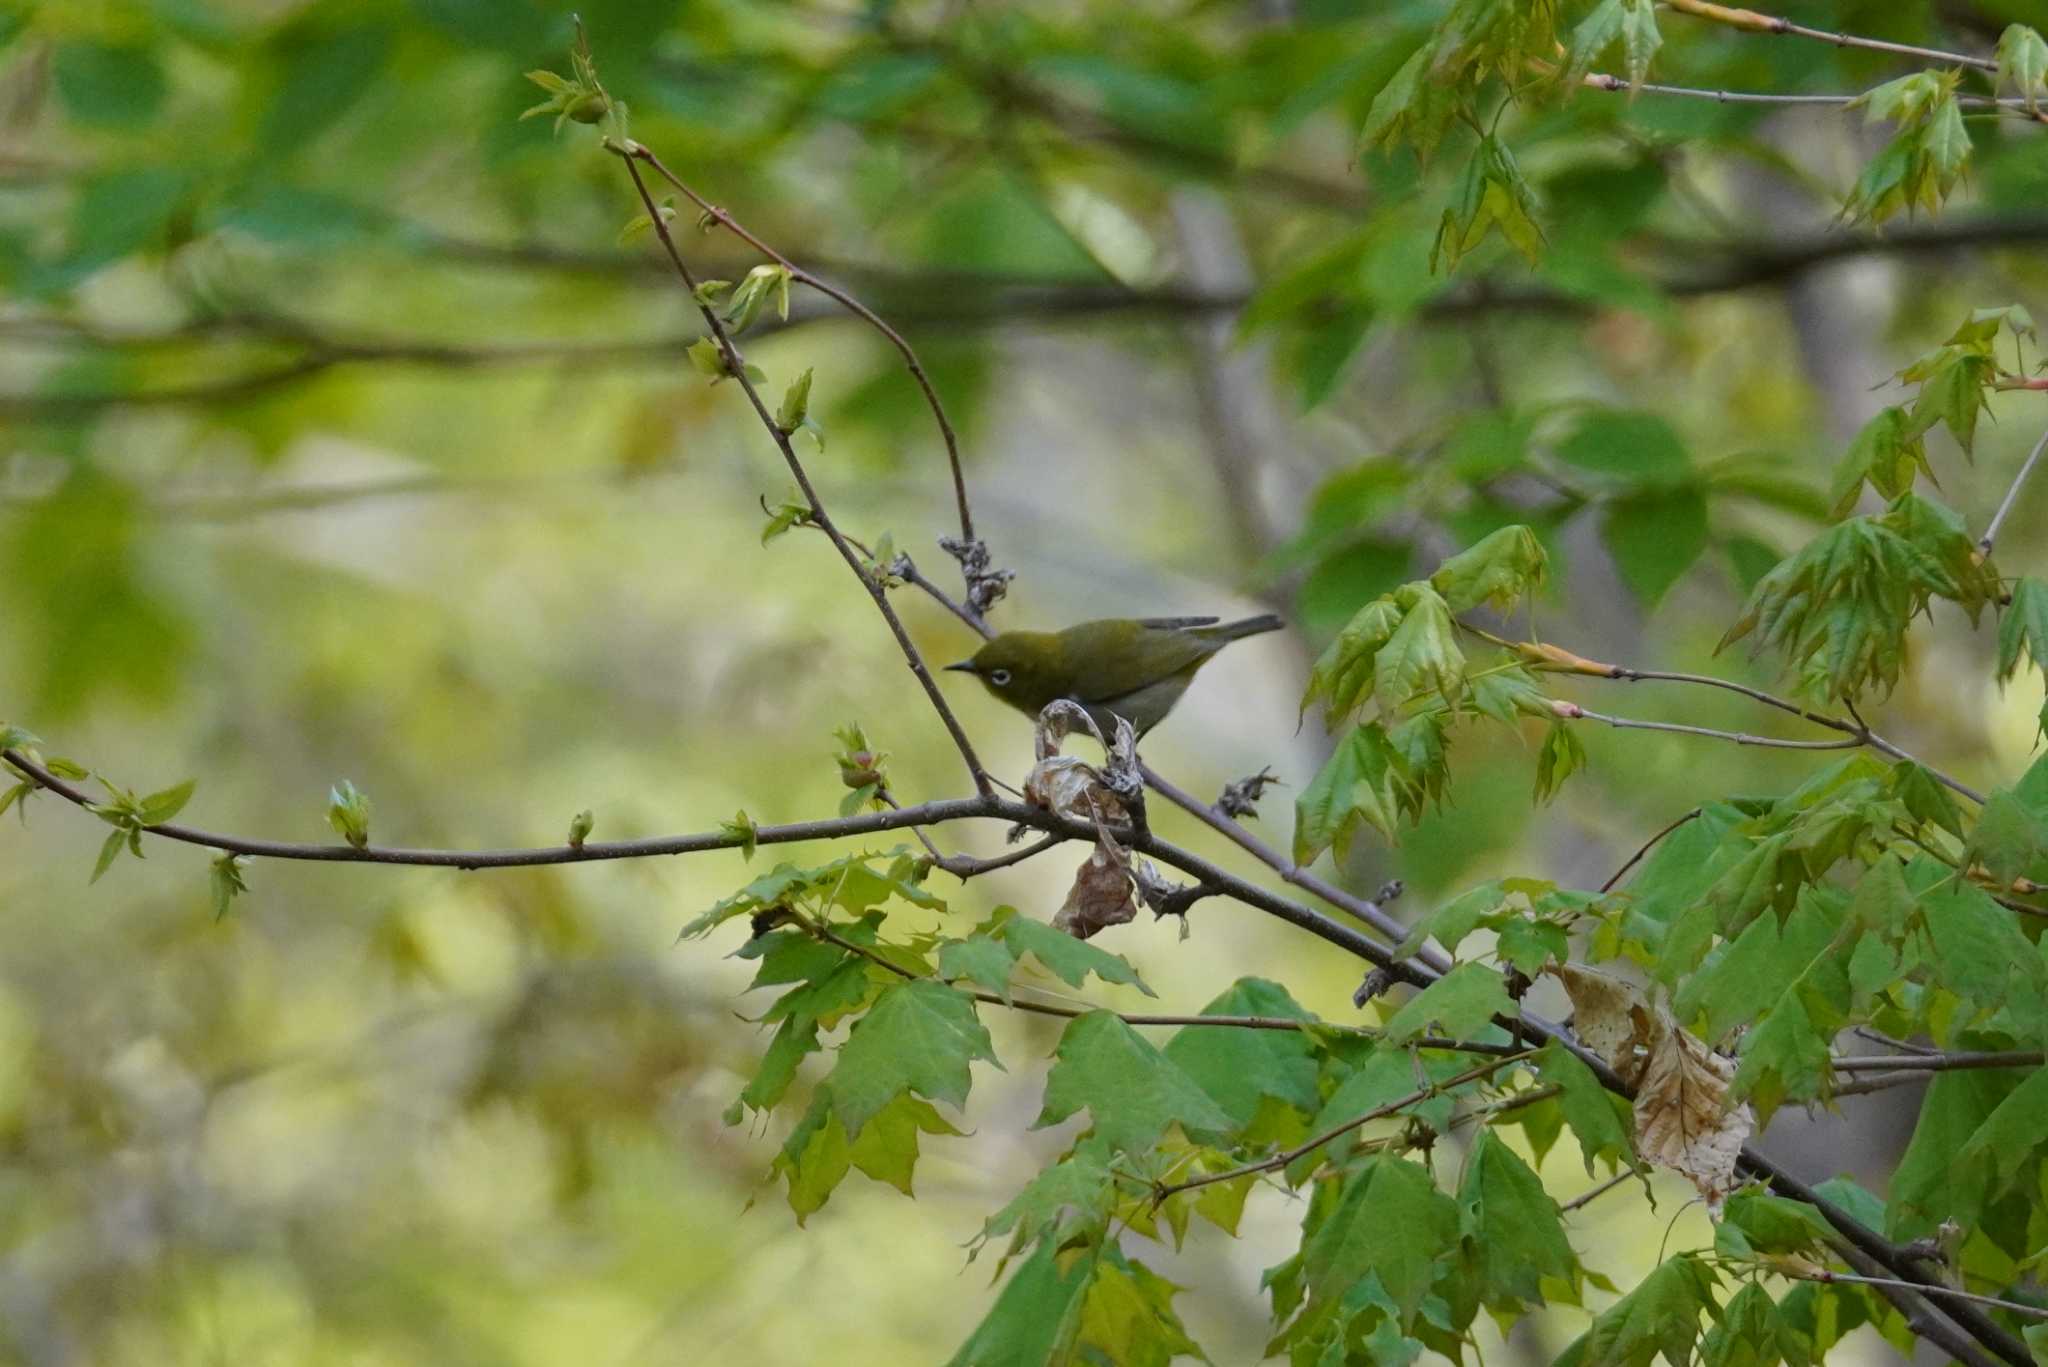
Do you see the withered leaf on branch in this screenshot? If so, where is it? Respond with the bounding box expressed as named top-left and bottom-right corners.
top-left (1546, 964), bottom-right (1752, 1212)
top-left (1023, 702), bottom-right (1138, 826)
top-left (1053, 826), bottom-right (1138, 939)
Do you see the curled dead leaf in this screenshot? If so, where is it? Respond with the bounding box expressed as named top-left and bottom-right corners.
top-left (1053, 826), bottom-right (1138, 939)
top-left (1545, 963), bottom-right (1752, 1212)
top-left (1024, 704), bottom-right (1141, 827)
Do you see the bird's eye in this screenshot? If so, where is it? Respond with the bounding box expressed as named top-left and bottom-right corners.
top-left (990, 668), bottom-right (1012, 687)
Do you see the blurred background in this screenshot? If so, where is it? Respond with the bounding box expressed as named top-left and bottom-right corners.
top-left (1, 0), bottom-right (2045, 1361)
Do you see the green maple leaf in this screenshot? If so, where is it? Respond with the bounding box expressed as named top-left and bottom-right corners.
top-left (1380, 963), bottom-right (1513, 1044)
top-left (1459, 1131), bottom-right (1579, 1311)
top-left (999, 915), bottom-right (1153, 996)
top-left (1699, 1283), bottom-right (1789, 1367)
top-left (946, 1238), bottom-right (1094, 1367)
top-left (1302, 1157), bottom-right (1458, 1324)
top-left (1538, 1041), bottom-right (1634, 1174)
top-left (1997, 24), bottom-right (2048, 111)
top-left (828, 979), bottom-right (999, 1139)
top-left (1161, 978), bottom-right (1321, 1125)
top-left (771, 1090), bottom-right (853, 1223)
top-left (939, 932), bottom-right (1018, 1000)
top-left (1430, 523), bottom-right (1546, 614)
top-left (1828, 407), bottom-right (1928, 517)
top-left (1998, 578), bottom-right (2048, 685)
top-left (1889, 1069), bottom-right (2014, 1239)
top-left (1922, 881), bottom-right (2039, 1011)
top-left (1730, 990), bottom-right (1834, 1127)
top-left (975, 1139), bottom-right (1119, 1266)
top-left (1556, 1254), bottom-right (1719, 1367)
top-left (1034, 1011), bottom-right (1234, 1154)
top-left (848, 1092), bottom-right (964, 1196)
top-left (1372, 584), bottom-right (1464, 715)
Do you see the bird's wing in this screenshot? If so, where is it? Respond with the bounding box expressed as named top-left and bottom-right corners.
top-left (1135, 615), bottom-right (1219, 630)
top-left (1062, 620), bottom-right (1217, 701)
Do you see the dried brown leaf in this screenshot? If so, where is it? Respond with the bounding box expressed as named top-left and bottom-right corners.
top-left (1545, 964), bottom-right (1753, 1212)
top-left (1052, 828), bottom-right (1137, 939)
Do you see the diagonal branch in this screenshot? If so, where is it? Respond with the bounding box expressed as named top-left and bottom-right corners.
top-left (1979, 421), bottom-right (2048, 556)
top-left (630, 147), bottom-right (991, 584)
top-left (612, 142), bottom-right (995, 798)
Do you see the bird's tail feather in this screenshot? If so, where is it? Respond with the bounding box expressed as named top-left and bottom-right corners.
top-left (1210, 613), bottom-right (1285, 641)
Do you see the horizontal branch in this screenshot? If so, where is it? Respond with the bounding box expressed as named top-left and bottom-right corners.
top-left (1, 748), bottom-right (989, 867)
top-left (1763, 1265), bottom-right (2048, 1323)
top-left (1492, 631), bottom-right (1988, 804)
top-left (1559, 701), bottom-right (1867, 751)
top-left (1582, 71), bottom-right (2044, 117)
top-left (1661, 0), bottom-right (1998, 74)
top-left (1830, 1050), bottom-right (2043, 1073)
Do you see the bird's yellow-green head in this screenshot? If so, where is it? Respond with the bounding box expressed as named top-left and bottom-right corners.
top-left (944, 614), bottom-right (1284, 737)
top-left (943, 629), bottom-right (1074, 718)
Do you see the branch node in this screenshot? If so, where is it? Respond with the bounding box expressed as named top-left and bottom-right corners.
top-left (937, 534), bottom-right (1013, 618)
top-left (1215, 765), bottom-right (1282, 820)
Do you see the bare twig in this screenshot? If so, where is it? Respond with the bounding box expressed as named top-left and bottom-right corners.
top-left (1558, 702), bottom-right (1867, 751)
top-left (1764, 1264), bottom-right (2048, 1322)
top-left (1979, 422), bottom-right (2048, 556)
top-left (1659, 0), bottom-right (1996, 73)
top-left (1150, 1053), bottom-right (1532, 1203)
top-left (613, 143), bottom-right (995, 797)
top-left (1560, 1168), bottom-right (1639, 1214)
top-left (1601, 808), bottom-right (1702, 893)
top-left (630, 148), bottom-right (986, 566)
top-left (1582, 72), bottom-right (2044, 117)
top-left (1483, 628), bottom-right (1988, 803)
top-left (1830, 1050), bottom-right (2043, 1073)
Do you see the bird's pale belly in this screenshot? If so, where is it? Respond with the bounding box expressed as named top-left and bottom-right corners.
top-left (1074, 674), bottom-right (1195, 738)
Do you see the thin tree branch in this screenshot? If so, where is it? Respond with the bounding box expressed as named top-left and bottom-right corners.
top-left (1765, 1264), bottom-right (2048, 1322)
top-left (1660, 0), bottom-right (1997, 73)
top-left (1979, 421), bottom-right (2048, 556)
top-left (1484, 629), bottom-right (1988, 803)
top-left (1558, 701), bottom-right (1868, 750)
top-left (1830, 1050), bottom-right (2042, 1073)
top-left (1582, 71), bottom-right (2044, 116)
top-left (631, 146), bottom-right (980, 557)
top-left (1150, 1053), bottom-right (1533, 1203)
top-left (612, 142), bottom-right (995, 798)
top-left (1, 747), bottom-right (986, 867)
top-left (1137, 762), bottom-right (1450, 973)
top-left (1601, 808), bottom-right (1702, 893)
top-left (1560, 1168), bottom-right (1640, 1214)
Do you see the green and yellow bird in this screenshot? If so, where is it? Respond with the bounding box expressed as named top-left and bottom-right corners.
top-left (943, 614), bottom-right (1285, 737)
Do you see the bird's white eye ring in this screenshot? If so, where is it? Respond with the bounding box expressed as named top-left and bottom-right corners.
top-left (990, 668), bottom-right (1012, 686)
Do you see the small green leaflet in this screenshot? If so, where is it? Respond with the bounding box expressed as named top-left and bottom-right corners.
top-left (1458, 1131), bottom-right (1580, 1312)
top-left (1034, 1011), bottom-right (1234, 1154)
top-left (1565, 0), bottom-right (1661, 90)
top-left (1379, 963), bottom-right (1514, 1044)
top-left (1431, 135), bottom-right (1543, 275)
top-left (1996, 24), bottom-right (2048, 114)
top-left (1160, 978), bottom-right (1321, 1125)
top-left (999, 912), bottom-right (1153, 996)
top-left (1555, 1254), bottom-right (1719, 1367)
top-left (827, 979), bottom-right (999, 1139)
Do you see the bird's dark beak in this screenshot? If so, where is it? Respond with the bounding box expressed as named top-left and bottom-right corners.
top-left (942, 660), bottom-right (977, 674)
